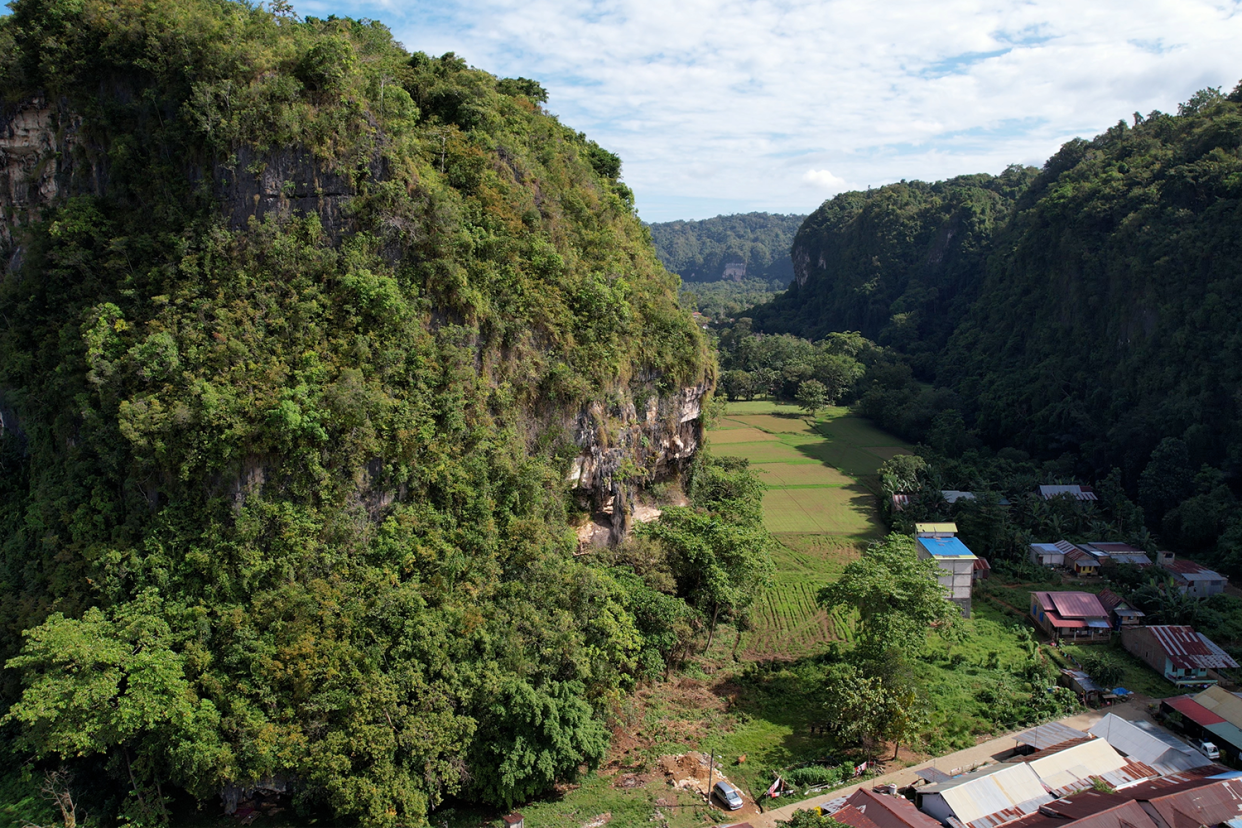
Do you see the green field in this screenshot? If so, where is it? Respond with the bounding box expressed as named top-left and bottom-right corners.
top-left (706, 400), bottom-right (909, 659)
top-left (707, 400), bottom-right (908, 537)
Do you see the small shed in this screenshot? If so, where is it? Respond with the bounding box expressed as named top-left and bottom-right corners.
top-left (1064, 547), bottom-right (1100, 576)
top-left (1060, 668), bottom-right (1103, 704)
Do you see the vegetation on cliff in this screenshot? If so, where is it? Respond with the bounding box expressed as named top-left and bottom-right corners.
top-left (0, 0), bottom-right (736, 824)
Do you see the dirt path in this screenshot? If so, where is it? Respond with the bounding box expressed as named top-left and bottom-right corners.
top-left (735, 697), bottom-right (1156, 828)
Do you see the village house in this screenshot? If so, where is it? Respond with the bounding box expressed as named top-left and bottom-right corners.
top-left (1064, 547), bottom-right (1101, 576)
top-left (915, 523), bottom-right (977, 617)
top-left (914, 762), bottom-right (1052, 828)
top-left (1029, 540), bottom-right (1079, 568)
top-left (1121, 625), bottom-right (1237, 688)
top-left (1030, 591), bottom-right (1112, 643)
top-left (1097, 589), bottom-right (1145, 630)
top-left (815, 787), bottom-right (943, 828)
top-left (1158, 555), bottom-right (1227, 598)
top-left (1080, 542), bottom-right (1152, 568)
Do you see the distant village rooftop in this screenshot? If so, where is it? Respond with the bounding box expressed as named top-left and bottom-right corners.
top-left (1039, 485), bottom-right (1098, 501)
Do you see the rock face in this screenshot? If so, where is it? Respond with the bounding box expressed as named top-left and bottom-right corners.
top-left (568, 383), bottom-right (708, 545)
top-left (0, 97), bottom-right (80, 258)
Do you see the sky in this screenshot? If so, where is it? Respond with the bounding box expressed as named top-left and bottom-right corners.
top-left (18, 0), bottom-right (1242, 222)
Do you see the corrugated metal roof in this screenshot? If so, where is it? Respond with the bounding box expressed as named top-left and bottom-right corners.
top-left (845, 788), bottom-right (944, 828)
top-left (1048, 592), bottom-right (1109, 619)
top-left (1086, 542), bottom-right (1143, 554)
top-left (1016, 722), bottom-right (1088, 750)
top-left (1034, 592), bottom-right (1057, 612)
top-left (1199, 686), bottom-right (1242, 728)
top-left (1162, 559), bottom-right (1226, 580)
top-left (1109, 553), bottom-right (1154, 567)
top-left (918, 536), bottom-right (977, 559)
top-left (1040, 485), bottom-right (1098, 501)
top-left (1065, 548), bottom-right (1100, 567)
top-left (1206, 722), bottom-right (1242, 752)
top-left (1164, 695), bottom-right (1227, 727)
top-left (917, 767), bottom-right (953, 783)
top-left (928, 764), bottom-right (1052, 825)
top-left (1087, 714), bottom-right (1213, 774)
top-left (1146, 778), bottom-right (1242, 828)
top-left (916, 522), bottom-right (959, 536)
top-left (1148, 627), bottom-right (1238, 670)
top-left (1025, 738), bottom-right (1129, 786)
top-left (1054, 540), bottom-right (1080, 556)
top-left (833, 803), bottom-right (884, 828)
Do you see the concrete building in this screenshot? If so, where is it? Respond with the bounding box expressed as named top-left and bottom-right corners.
top-left (916, 525), bottom-right (977, 618)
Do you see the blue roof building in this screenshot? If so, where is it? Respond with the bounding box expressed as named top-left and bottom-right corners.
top-left (915, 533), bottom-right (978, 618)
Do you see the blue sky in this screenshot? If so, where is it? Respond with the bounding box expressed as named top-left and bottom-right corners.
top-left (12, 0), bottom-right (1242, 222)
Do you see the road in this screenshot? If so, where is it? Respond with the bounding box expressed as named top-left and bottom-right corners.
top-left (734, 695), bottom-right (1157, 828)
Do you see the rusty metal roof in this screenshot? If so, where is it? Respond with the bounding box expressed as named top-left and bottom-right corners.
top-left (1147, 626), bottom-right (1238, 671)
top-left (845, 788), bottom-right (944, 828)
top-left (833, 803), bottom-right (884, 828)
top-left (1162, 561), bottom-right (1222, 580)
top-left (1145, 778), bottom-right (1242, 828)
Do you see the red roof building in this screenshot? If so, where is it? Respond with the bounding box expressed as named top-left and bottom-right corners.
top-left (1031, 592), bottom-right (1112, 643)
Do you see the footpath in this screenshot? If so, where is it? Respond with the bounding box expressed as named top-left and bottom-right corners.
top-left (736, 696), bottom-right (1155, 828)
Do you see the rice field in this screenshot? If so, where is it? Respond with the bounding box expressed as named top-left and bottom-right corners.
top-left (706, 400), bottom-right (910, 659)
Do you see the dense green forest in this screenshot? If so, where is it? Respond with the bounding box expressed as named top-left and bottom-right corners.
top-left (745, 168), bottom-right (1037, 375)
top-left (678, 276), bottom-right (786, 320)
top-left (745, 83), bottom-right (1242, 572)
top-left (0, 1), bottom-right (777, 825)
top-left (647, 211), bottom-right (804, 284)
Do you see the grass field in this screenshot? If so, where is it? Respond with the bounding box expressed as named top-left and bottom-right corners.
top-left (703, 400), bottom-right (911, 660)
top-left (707, 399), bottom-right (910, 538)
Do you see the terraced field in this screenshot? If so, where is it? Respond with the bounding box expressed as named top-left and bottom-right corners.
top-left (707, 400), bottom-right (911, 659)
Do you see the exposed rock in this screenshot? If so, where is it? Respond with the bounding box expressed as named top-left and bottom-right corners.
top-left (0, 97), bottom-right (81, 253)
top-left (569, 382), bottom-right (708, 545)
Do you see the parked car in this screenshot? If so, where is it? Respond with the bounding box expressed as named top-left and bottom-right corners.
top-left (1194, 739), bottom-right (1220, 760)
top-left (713, 780), bottom-right (744, 810)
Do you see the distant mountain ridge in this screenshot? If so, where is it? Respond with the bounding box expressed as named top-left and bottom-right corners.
top-left (647, 211), bottom-right (805, 284)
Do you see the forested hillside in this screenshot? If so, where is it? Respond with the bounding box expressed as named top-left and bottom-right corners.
top-left (647, 211), bottom-right (804, 284)
top-left (750, 82), bottom-right (1242, 572)
top-left (746, 169), bottom-right (1037, 374)
top-left (0, 1), bottom-right (719, 825)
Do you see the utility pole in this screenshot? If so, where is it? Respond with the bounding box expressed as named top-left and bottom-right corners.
top-left (706, 743), bottom-right (717, 806)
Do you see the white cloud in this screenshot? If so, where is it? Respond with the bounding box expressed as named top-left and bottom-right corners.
top-left (803, 169), bottom-right (848, 192)
top-left (296, 0), bottom-right (1242, 220)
